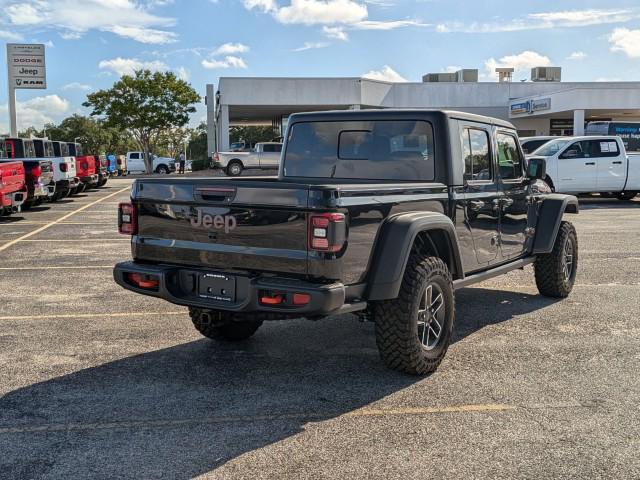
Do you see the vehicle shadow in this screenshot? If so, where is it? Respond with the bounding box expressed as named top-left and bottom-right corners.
top-left (578, 198), bottom-right (639, 210)
top-left (0, 286), bottom-right (556, 478)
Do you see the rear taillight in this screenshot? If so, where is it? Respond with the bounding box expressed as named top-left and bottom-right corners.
top-left (127, 273), bottom-right (159, 290)
top-left (32, 165), bottom-right (42, 179)
top-left (118, 203), bottom-right (137, 235)
top-left (308, 213), bottom-right (346, 252)
top-left (60, 163), bottom-right (68, 173)
top-left (0, 170), bottom-right (3, 186)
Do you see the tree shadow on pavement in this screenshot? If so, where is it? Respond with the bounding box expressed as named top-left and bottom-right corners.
top-left (0, 286), bottom-right (557, 478)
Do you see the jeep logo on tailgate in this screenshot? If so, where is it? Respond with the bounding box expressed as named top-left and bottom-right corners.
top-left (190, 209), bottom-right (237, 233)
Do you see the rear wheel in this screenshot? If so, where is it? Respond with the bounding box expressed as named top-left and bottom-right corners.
top-left (534, 221), bottom-right (578, 298)
top-left (373, 255), bottom-right (455, 375)
top-left (189, 309), bottom-right (263, 341)
top-left (226, 161), bottom-right (243, 177)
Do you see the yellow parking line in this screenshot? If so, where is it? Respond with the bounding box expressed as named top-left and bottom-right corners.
top-left (0, 186), bottom-right (130, 253)
top-left (0, 402), bottom-right (588, 435)
top-left (0, 311), bottom-right (185, 321)
top-left (19, 239), bottom-right (129, 242)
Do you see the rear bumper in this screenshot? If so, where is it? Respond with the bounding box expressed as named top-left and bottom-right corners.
top-left (114, 261), bottom-right (346, 316)
top-left (56, 177), bottom-right (79, 191)
top-left (80, 174), bottom-right (99, 185)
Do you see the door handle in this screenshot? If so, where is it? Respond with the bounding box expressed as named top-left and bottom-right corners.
top-left (612, 161), bottom-right (623, 165)
top-left (585, 162), bottom-right (595, 165)
top-left (468, 200), bottom-right (485, 211)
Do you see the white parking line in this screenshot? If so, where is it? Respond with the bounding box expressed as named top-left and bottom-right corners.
top-left (0, 311), bottom-right (185, 321)
top-left (0, 186), bottom-right (130, 253)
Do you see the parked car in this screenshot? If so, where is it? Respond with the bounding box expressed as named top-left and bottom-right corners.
top-left (126, 152), bottom-right (176, 174)
top-left (0, 160), bottom-right (27, 216)
top-left (213, 142), bottom-right (283, 176)
top-left (114, 110), bottom-right (579, 375)
top-left (116, 154), bottom-right (127, 176)
top-left (520, 136), bottom-right (558, 155)
top-left (65, 142), bottom-right (100, 192)
top-left (1, 138), bottom-right (55, 207)
top-left (94, 155), bottom-right (109, 187)
top-left (33, 139), bottom-right (78, 201)
top-left (528, 136), bottom-right (639, 200)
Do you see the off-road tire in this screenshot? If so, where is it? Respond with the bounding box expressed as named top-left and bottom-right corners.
top-left (534, 221), bottom-right (578, 298)
top-left (373, 255), bottom-right (455, 375)
top-left (226, 161), bottom-right (243, 177)
top-left (189, 309), bottom-right (263, 341)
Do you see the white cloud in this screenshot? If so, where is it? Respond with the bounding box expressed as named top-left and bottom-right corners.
top-left (362, 65), bottom-right (407, 82)
top-left (98, 57), bottom-right (169, 76)
top-left (354, 19), bottom-right (427, 30)
top-left (0, 29), bottom-right (23, 41)
top-left (109, 25), bottom-right (177, 44)
top-left (437, 8), bottom-right (640, 33)
top-left (293, 41), bottom-right (330, 51)
top-left (567, 51), bottom-right (587, 60)
top-left (484, 51), bottom-right (551, 78)
top-left (214, 42), bottom-right (250, 55)
top-left (0, 95), bottom-right (70, 132)
top-left (4, 0), bottom-right (177, 44)
top-left (62, 82), bottom-right (92, 91)
top-left (175, 66), bottom-right (189, 81)
top-left (275, 0), bottom-right (367, 25)
top-left (323, 26), bottom-right (348, 40)
top-left (609, 28), bottom-right (640, 58)
top-left (243, 0), bottom-right (277, 12)
top-left (443, 65), bottom-right (462, 73)
top-left (201, 56), bottom-right (248, 69)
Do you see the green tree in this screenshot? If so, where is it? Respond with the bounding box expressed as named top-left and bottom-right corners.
top-left (187, 122), bottom-right (208, 160)
top-left (83, 69), bottom-right (200, 172)
top-left (229, 125), bottom-right (279, 146)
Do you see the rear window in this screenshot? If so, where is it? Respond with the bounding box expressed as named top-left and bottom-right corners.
top-left (284, 120), bottom-right (435, 181)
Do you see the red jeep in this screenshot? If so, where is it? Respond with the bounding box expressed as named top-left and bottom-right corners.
top-left (0, 160), bottom-right (27, 217)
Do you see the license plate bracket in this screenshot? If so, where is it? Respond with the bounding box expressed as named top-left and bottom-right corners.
top-left (198, 273), bottom-right (236, 303)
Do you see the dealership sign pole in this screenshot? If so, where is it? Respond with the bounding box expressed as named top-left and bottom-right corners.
top-left (6, 43), bottom-right (47, 137)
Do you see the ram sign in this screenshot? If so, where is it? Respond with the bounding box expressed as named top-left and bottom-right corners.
top-left (7, 44), bottom-right (47, 89)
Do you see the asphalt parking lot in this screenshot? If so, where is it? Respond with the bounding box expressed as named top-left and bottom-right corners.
top-left (1, 177), bottom-right (639, 479)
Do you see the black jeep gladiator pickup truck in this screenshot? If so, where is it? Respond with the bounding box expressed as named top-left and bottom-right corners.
top-left (115, 110), bottom-right (578, 374)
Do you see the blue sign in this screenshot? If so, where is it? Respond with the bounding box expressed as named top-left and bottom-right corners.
top-left (510, 101), bottom-right (530, 114)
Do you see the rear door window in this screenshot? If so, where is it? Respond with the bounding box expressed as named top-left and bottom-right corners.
top-left (262, 144), bottom-right (282, 153)
top-left (130, 152), bottom-right (140, 159)
top-left (284, 120), bottom-right (435, 181)
top-left (584, 139), bottom-right (619, 158)
top-left (462, 127), bottom-right (492, 181)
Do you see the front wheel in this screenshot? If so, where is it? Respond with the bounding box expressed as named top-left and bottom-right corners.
top-left (534, 221), bottom-right (578, 298)
top-left (190, 309), bottom-right (263, 341)
top-left (226, 161), bottom-right (243, 177)
top-left (156, 165), bottom-right (169, 174)
top-left (373, 255), bottom-right (455, 375)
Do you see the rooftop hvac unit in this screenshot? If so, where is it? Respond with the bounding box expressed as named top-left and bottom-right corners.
top-left (531, 67), bottom-right (561, 82)
top-left (422, 69), bottom-right (479, 83)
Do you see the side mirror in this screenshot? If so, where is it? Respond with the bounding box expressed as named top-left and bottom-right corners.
top-left (527, 157), bottom-right (546, 180)
top-left (562, 149), bottom-right (580, 159)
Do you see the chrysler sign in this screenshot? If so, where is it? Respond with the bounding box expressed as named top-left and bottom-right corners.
top-left (7, 44), bottom-right (47, 89)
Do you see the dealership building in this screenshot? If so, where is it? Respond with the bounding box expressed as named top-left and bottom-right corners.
top-left (205, 67), bottom-right (640, 153)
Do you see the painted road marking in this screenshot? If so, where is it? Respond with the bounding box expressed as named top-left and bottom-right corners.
top-left (0, 186), bottom-right (130, 253)
top-left (0, 402), bottom-right (595, 435)
top-left (0, 311), bottom-right (185, 321)
top-left (19, 239), bottom-right (129, 242)
top-left (0, 265), bottom-right (114, 270)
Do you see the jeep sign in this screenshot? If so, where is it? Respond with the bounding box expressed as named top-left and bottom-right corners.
top-left (190, 209), bottom-right (237, 233)
top-left (7, 44), bottom-right (47, 90)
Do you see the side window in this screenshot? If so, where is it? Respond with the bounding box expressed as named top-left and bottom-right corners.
top-left (496, 133), bottom-right (524, 180)
top-left (274, 144), bottom-right (282, 153)
top-left (462, 127), bottom-right (491, 181)
top-left (262, 144), bottom-right (282, 153)
top-left (130, 152), bottom-right (140, 160)
top-left (584, 140), bottom-right (620, 158)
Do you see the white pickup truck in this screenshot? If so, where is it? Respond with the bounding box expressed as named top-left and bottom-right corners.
top-left (126, 152), bottom-right (176, 174)
top-left (213, 142), bottom-right (282, 176)
top-left (33, 138), bottom-right (78, 200)
top-left (528, 136), bottom-right (639, 200)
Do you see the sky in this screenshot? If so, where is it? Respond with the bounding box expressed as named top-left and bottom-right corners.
top-left (2, 0), bottom-right (640, 133)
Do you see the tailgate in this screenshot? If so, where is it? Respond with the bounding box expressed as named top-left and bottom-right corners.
top-left (133, 179), bottom-right (311, 276)
top-left (0, 162), bottom-right (25, 193)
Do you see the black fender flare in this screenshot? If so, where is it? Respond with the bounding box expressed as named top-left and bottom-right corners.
top-left (365, 212), bottom-right (464, 301)
top-left (532, 194), bottom-right (579, 254)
